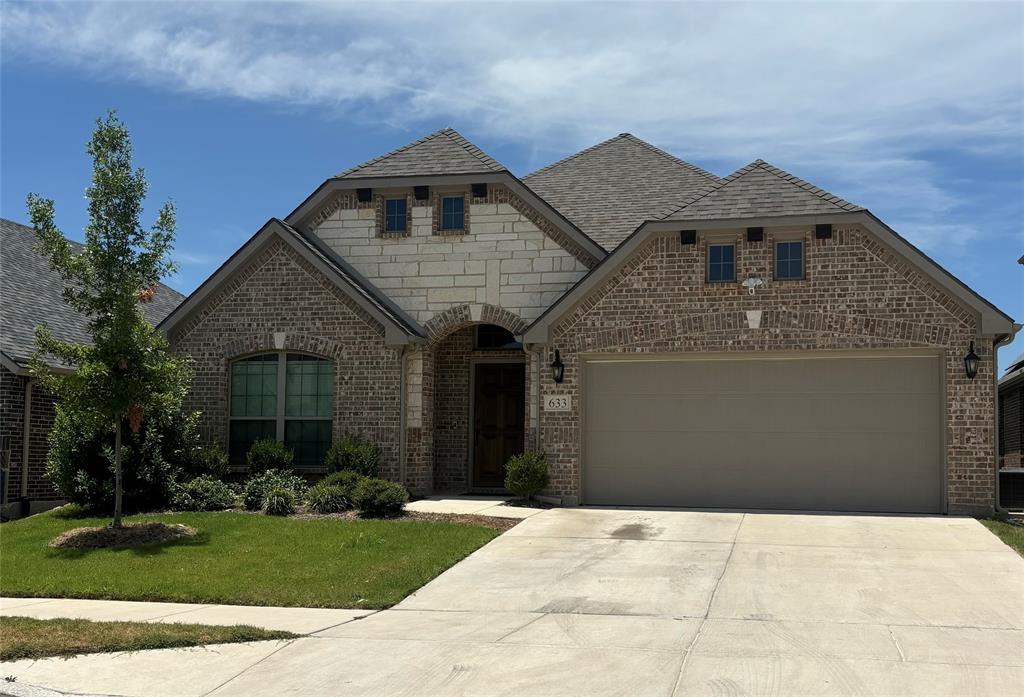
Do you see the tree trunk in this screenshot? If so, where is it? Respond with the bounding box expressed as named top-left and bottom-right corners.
top-left (112, 420), bottom-right (123, 529)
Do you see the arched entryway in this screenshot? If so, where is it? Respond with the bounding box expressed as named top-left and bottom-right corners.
top-left (426, 307), bottom-right (530, 493)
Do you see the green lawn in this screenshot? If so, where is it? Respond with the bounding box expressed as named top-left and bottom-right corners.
top-left (0, 616), bottom-right (294, 661)
top-left (981, 518), bottom-right (1024, 557)
top-left (0, 508), bottom-right (498, 608)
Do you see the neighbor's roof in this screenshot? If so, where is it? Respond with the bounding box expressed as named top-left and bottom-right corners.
top-left (665, 159), bottom-right (864, 221)
top-left (0, 218), bottom-right (185, 371)
top-left (338, 128), bottom-right (506, 178)
top-left (1001, 351), bottom-right (1024, 388)
top-left (524, 133), bottom-right (720, 250)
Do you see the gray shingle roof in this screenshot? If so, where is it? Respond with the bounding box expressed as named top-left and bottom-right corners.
top-left (1001, 351), bottom-right (1024, 388)
top-left (338, 128), bottom-right (506, 178)
top-left (523, 134), bottom-right (720, 250)
top-left (664, 159), bottom-right (864, 221)
top-left (1, 218), bottom-right (185, 370)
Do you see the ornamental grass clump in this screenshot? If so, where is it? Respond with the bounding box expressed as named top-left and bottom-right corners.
top-left (305, 484), bottom-right (350, 514)
top-left (504, 452), bottom-right (549, 500)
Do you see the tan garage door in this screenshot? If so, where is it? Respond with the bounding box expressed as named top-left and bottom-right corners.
top-left (583, 353), bottom-right (943, 513)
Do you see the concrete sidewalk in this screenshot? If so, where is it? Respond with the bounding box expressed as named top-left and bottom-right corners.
top-left (0, 597), bottom-right (372, 634)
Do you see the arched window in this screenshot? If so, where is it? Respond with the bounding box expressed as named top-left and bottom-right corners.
top-left (229, 353), bottom-right (333, 467)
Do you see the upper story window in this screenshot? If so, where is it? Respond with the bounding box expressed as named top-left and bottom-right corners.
top-left (229, 353), bottom-right (334, 468)
top-left (775, 240), bottom-right (804, 280)
top-left (707, 243), bottom-right (736, 283)
top-left (384, 198), bottom-right (408, 233)
top-left (440, 196), bottom-right (465, 231)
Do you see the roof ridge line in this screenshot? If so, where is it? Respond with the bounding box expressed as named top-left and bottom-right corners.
top-left (522, 133), bottom-right (632, 179)
top-left (659, 158), bottom-right (863, 220)
top-left (617, 134), bottom-right (721, 183)
top-left (658, 160), bottom-right (760, 219)
top-left (440, 129), bottom-right (506, 172)
top-left (749, 160), bottom-right (863, 212)
top-left (337, 127), bottom-right (454, 178)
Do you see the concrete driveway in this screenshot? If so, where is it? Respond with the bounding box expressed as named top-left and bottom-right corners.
top-left (6, 509), bottom-right (1023, 696)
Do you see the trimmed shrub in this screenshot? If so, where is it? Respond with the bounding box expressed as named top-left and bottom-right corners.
top-left (305, 484), bottom-right (350, 514)
top-left (324, 434), bottom-right (379, 477)
top-left (242, 469), bottom-right (307, 511)
top-left (504, 452), bottom-right (549, 500)
top-left (262, 486), bottom-right (296, 516)
top-left (246, 438), bottom-right (293, 474)
top-left (320, 470), bottom-right (365, 499)
top-left (45, 405), bottom-right (201, 513)
top-left (171, 475), bottom-right (236, 511)
top-left (183, 445), bottom-right (229, 480)
top-left (352, 478), bottom-right (408, 518)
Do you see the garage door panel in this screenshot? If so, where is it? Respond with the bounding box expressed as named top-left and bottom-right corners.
top-left (588, 393), bottom-right (938, 437)
top-left (583, 355), bottom-right (943, 513)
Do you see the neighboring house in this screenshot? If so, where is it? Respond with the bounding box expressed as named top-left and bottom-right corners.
top-left (999, 352), bottom-right (1023, 469)
top-left (160, 129), bottom-right (1018, 515)
top-left (0, 219), bottom-right (184, 517)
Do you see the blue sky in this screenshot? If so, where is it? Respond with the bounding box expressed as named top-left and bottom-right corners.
top-left (2, 1), bottom-right (1022, 365)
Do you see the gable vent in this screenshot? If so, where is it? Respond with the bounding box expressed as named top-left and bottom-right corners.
top-left (414, 185), bottom-right (429, 201)
top-left (356, 188), bottom-right (373, 203)
top-left (680, 230), bottom-right (697, 245)
top-left (471, 183), bottom-right (488, 198)
top-left (815, 223), bottom-right (833, 239)
top-left (746, 227), bottom-right (764, 242)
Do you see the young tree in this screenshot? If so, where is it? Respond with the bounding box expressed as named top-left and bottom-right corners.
top-left (28, 111), bottom-right (190, 528)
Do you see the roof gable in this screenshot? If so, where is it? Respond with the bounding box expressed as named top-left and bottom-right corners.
top-left (0, 218), bottom-right (184, 371)
top-left (524, 134), bottom-right (720, 250)
top-left (338, 128), bottom-right (506, 178)
top-left (158, 219), bottom-right (424, 345)
top-left (665, 159), bottom-right (864, 221)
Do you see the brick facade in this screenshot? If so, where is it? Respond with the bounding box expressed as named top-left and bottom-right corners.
top-left (1000, 381), bottom-right (1022, 468)
top-left (168, 238), bottom-right (405, 480)
top-left (1, 366), bottom-right (61, 504)
top-left (541, 225), bottom-right (997, 515)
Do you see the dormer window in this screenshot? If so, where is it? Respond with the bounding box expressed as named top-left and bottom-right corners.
top-left (440, 196), bottom-right (465, 231)
top-left (431, 191), bottom-right (470, 235)
top-left (384, 198), bottom-right (408, 233)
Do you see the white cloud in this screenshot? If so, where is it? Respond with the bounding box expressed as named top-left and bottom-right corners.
top-left (3, 1), bottom-right (1022, 256)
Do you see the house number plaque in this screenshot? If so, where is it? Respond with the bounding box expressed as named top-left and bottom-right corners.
top-left (544, 395), bottom-right (572, 412)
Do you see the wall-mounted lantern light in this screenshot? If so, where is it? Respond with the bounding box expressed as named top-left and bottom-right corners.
top-left (551, 349), bottom-right (565, 384)
top-left (964, 341), bottom-right (980, 380)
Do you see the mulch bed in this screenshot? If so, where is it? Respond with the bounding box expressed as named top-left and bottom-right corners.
top-left (291, 509), bottom-right (520, 532)
top-left (49, 522), bottom-right (197, 550)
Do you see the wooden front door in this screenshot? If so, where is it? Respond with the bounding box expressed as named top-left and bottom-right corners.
top-left (472, 363), bottom-right (525, 488)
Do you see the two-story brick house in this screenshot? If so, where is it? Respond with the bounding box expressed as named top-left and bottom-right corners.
top-left (160, 129), bottom-right (1017, 515)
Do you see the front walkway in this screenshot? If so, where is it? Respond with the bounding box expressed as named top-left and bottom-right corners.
top-left (3, 508), bottom-right (1022, 696)
top-left (0, 597), bottom-right (370, 634)
top-left (405, 495), bottom-right (545, 519)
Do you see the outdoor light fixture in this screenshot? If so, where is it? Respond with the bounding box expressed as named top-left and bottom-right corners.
top-left (964, 341), bottom-right (980, 380)
top-left (551, 349), bottom-right (565, 384)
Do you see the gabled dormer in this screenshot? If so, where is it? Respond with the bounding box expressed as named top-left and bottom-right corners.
top-left (285, 129), bottom-right (605, 326)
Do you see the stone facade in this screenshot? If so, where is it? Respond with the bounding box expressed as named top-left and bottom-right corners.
top-left (313, 184), bottom-right (591, 325)
top-left (541, 225), bottom-right (997, 515)
top-left (1000, 380), bottom-right (1022, 468)
top-left (1, 366), bottom-right (61, 505)
top-left (168, 238), bottom-right (405, 479)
